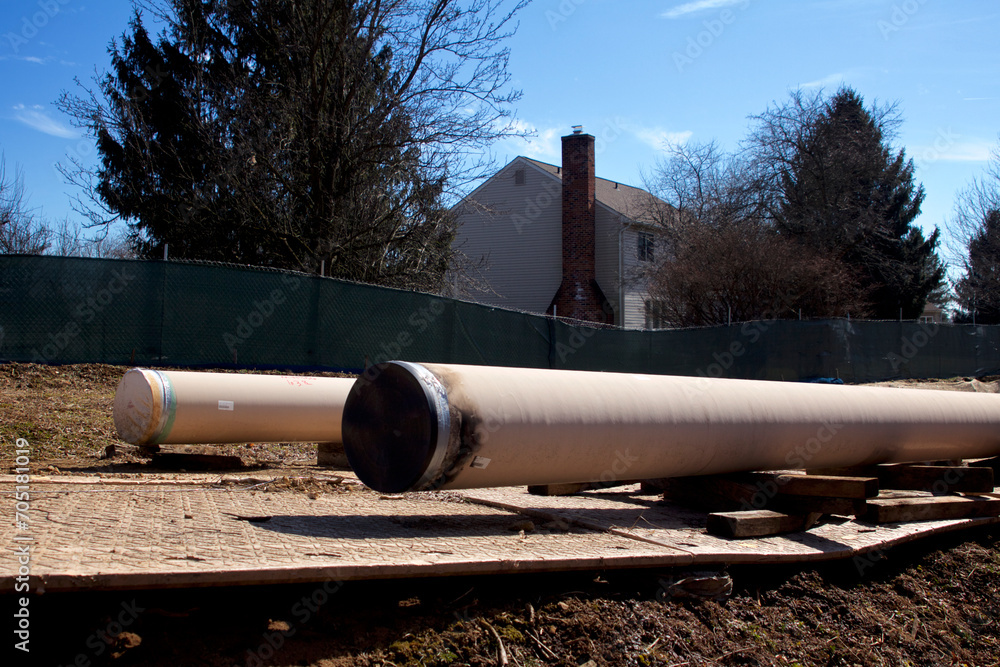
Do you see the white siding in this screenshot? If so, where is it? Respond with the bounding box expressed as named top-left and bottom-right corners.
top-left (622, 226), bottom-right (654, 329)
top-left (594, 205), bottom-right (623, 324)
top-left (453, 161), bottom-right (562, 313)
top-left (624, 290), bottom-right (648, 329)
top-left (594, 207), bottom-right (654, 328)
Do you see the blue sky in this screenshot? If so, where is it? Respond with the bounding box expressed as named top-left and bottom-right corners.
top-left (1, 0), bottom-right (998, 255)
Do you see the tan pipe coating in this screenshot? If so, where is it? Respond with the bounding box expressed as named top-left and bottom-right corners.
top-left (341, 362), bottom-right (1000, 493)
top-left (113, 368), bottom-right (354, 445)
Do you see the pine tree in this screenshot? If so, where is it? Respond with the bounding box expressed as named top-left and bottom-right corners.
top-left (772, 88), bottom-right (944, 319)
top-left (955, 209), bottom-right (1000, 324)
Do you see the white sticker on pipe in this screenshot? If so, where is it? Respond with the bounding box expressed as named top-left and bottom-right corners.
top-left (218, 400), bottom-right (235, 411)
top-left (470, 456), bottom-right (491, 470)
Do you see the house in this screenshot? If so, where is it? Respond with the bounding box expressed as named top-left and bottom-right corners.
top-left (919, 301), bottom-right (946, 324)
top-left (450, 129), bottom-right (671, 328)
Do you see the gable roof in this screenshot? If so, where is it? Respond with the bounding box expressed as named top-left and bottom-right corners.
top-left (520, 157), bottom-right (671, 226)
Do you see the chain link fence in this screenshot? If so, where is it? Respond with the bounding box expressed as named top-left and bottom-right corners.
top-left (2, 255), bottom-right (998, 382)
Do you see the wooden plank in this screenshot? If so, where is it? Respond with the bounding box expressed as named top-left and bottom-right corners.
top-left (317, 441), bottom-right (349, 468)
top-left (707, 510), bottom-right (823, 539)
top-left (877, 465), bottom-right (994, 493)
top-left (808, 466), bottom-right (877, 477)
top-left (662, 475), bottom-right (867, 515)
top-left (527, 479), bottom-right (639, 496)
top-left (660, 476), bottom-right (760, 512)
top-left (101, 443), bottom-right (156, 459)
top-left (865, 495), bottom-right (1000, 524)
top-left (970, 457), bottom-right (1000, 473)
top-left (151, 450), bottom-right (244, 471)
top-left (741, 472), bottom-right (878, 499)
top-left (812, 464), bottom-right (993, 494)
top-left (772, 495), bottom-right (868, 517)
top-left (528, 482), bottom-right (591, 496)
top-left (638, 478), bottom-right (671, 494)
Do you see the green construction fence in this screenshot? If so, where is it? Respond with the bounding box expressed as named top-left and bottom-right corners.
top-left (1, 255), bottom-right (998, 383)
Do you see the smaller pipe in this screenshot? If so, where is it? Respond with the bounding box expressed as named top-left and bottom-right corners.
top-left (113, 368), bottom-right (354, 445)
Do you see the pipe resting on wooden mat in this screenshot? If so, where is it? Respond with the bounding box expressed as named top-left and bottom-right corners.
top-left (341, 361), bottom-right (1000, 493)
top-left (113, 368), bottom-right (354, 445)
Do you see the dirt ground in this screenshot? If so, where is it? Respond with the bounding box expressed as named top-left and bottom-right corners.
top-left (5, 363), bottom-right (1000, 667)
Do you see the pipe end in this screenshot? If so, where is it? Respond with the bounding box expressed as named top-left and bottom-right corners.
top-left (342, 362), bottom-right (450, 493)
top-left (113, 368), bottom-right (170, 444)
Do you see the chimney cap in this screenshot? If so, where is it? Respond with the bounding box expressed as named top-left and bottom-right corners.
top-left (571, 125), bottom-right (583, 134)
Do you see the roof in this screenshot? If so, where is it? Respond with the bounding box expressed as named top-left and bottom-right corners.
top-left (521, 157), bottom-right (671, 226)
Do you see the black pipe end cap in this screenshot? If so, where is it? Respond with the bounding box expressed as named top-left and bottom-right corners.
top-left (342, 362), bottom-right (440, 494)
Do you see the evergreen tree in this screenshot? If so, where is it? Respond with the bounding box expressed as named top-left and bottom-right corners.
top-left (955, 209), bottom-right (1000, 324)
top-left (59, 0), bottom-right (527, 290)
top-left (769, 88), bottom-right (944, 318)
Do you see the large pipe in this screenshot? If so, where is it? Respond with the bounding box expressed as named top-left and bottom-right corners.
top-left (114, 368), bottom-right (354, 445)
top-left (342, 362), bottom-right (1000, 493)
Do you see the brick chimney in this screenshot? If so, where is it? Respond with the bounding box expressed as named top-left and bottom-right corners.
top-left (548, 130), bottom-right (612, 324)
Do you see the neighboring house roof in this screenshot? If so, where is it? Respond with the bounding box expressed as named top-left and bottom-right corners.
top-left (521, 157), bottom-right (671, 226)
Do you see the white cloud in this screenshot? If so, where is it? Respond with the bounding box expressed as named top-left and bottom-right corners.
top-left (0, 55), bottom-right (50, 64)
top-left (661, 0), bottom-right (746, 19)
top-left (12, 104), bottom-right (76, 139)
top-left (800, 72), bottom-right (846, 90)
top-left (632, 126), bottom-right (693, 151)
top-left (503, 120), bottom-right (562, 162)
top-left (913, 141), bottom-right (992, 164)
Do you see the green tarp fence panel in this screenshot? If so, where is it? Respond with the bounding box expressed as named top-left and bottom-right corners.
top-left (2, 255), bottom-right (999, 382)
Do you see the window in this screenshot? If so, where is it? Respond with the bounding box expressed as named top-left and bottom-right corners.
top-left (637, 231), bottom-right (654, 262)
top-left (514, 168), bottom-right (525, 185)
top-left (645, 299), bottom-right (667, 329)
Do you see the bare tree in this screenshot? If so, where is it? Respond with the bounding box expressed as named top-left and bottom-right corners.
top-left (0, 157), bottom-right (51, 255)
top-left (642, 139), bottom-right (864, 327)
top-left (949, 142), bottom-right (1000, 322)
top-left (47, 218), bottom-right (136, 259)
top-left (947, 143), bottom-right (1000, 264)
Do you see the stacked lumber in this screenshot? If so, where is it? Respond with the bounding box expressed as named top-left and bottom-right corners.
top-left (656, 459), bottom-right (1000, 539)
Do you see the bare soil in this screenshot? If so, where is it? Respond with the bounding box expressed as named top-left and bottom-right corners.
top-left (0, 362), bottom-right (353, 472)
top-left (5, 363), bottom-right (1000, 667)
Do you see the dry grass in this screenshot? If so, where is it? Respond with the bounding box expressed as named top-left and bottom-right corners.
top-left (0, 362), bottom-right (355, 471)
